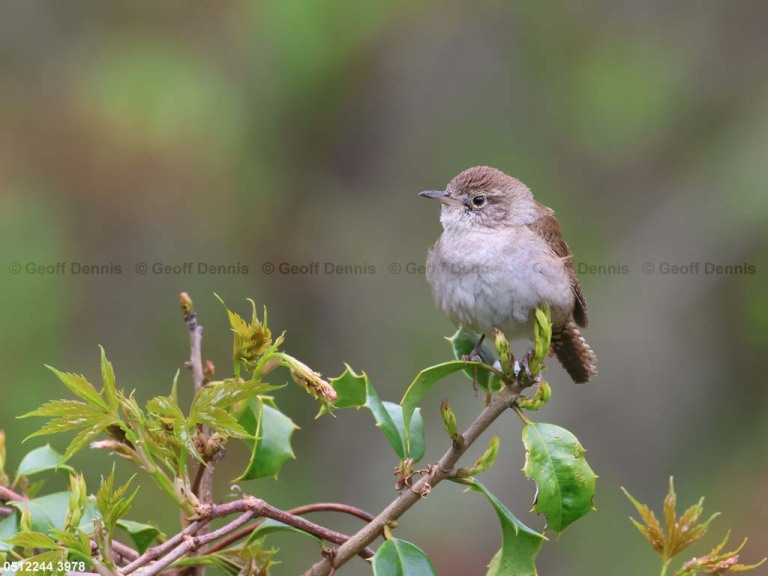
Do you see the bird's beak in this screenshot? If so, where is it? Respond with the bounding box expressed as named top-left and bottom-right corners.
top-left (419, 190), bottom-right (450, 204)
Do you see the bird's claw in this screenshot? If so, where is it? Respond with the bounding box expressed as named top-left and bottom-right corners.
top-left (518, 347), bottom-right (539, 386)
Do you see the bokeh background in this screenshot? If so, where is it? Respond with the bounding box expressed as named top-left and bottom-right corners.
top-left (2, 1), bottom-right (767, 574)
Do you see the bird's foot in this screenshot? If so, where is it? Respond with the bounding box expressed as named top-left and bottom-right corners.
top-left (461, 334), bottom-right (486, 394)
top-left (518, 347), bottom-right (540, 387)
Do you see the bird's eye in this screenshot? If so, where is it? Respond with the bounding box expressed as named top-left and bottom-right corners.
top-left (472, 195), bottom-right (487, 208)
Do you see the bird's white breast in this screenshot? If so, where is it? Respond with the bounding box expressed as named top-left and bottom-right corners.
top-left (426, 225), bottom-right (574, 341)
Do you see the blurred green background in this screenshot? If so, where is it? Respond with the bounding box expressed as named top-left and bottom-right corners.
top-left (1, 1), bottom-right (767, 574)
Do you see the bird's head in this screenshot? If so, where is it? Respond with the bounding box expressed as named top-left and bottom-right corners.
top-left (419, 166), bottom-right (536, 230)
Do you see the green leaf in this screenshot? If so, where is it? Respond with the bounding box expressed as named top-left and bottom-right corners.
top-left (117, 519), bottom-right (163, 554)
top-left (449, 329), bottom-right (499, 391)
top-left (6, 531), bottom-right (58, 550)
top-left (372, 538), bottom-right (437, 576)
top-left (382, 402), bottom-right (425, 463)
top-left (45, 366), bottom-right (107, 410)
top-left (9, 493), bottom-right (100, 535)
top-left (401, 361), bottom-right (492, 452)
top-left (15, 445), bottom-right (74, 479)
top-left (328, 365), bottom-right (368, 409)
top-left (97, 469), bottom-right (138, 534)
top-left (522, 423), bottom-right (597, 534)
top-left (17, 549), bottom-right (66, 576)
top-left (236, 398), bottom-right (298, 480)
top-left (0, 514), bottom-right (18, 552)
top-left (99, 346), bottom-right (118, 411)
top-left (329, 367), bottom-right (426, 462)
top-left (459, 478), bottom-right (545, 576)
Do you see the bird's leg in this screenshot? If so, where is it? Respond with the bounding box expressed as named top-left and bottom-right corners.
top-left (461, 333), bottom-right (486, 362)
top-left (518, 347), bottom-right (538, 387)
top-left (461, 334), bottom-right (486, 393)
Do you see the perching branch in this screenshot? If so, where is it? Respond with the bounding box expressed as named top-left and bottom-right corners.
top-left (122, 497), bottom-right (376, 575)
top-left (204, 502), bottom-right (377, 555)
top-left (179, 292), bottom-right (212, 576)
top-left (180, 292), bottom-right (205, 393)
top-left (303, 381), bottom-right (525, 576)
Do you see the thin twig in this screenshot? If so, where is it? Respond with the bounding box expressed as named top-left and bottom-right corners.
top-left (134, 512), bottom-right (256, 576)
top-left (302, 383), bottom-right (524, 576)
top-left (205, 502), bottom-right (376, 555)
top-left (180, 292), bottom-right (211, 576)
top-left (0, 505), bottom-right (14, 517)
top-left (125, 497), bottom-right (377, 575)
top-left (0, 485), bottom-right (27, 503)
top-left (288, 503), bottom-right (376, 523)
top-left (123, 520), bottom-right (207, 574)
top-left (112, 540), bottom-right (140, 563)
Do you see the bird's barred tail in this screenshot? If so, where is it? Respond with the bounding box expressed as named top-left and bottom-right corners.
top-left (551, 320), bottom-right (597, 384)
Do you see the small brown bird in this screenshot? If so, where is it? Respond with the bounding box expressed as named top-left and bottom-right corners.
top-left (420, 166), bottom-right (597, 383)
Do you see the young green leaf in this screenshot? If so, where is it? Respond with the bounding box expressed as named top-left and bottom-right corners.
top-left (677, 531), bottom-right (766, 575)
top-left (15, 445), bottom-right (74, 479)
top-left (456, 478), bottom-right (545, 576)
top-left (22, 353), bottom-right (124, 461)
top-left (236, 398), bottom-right (298, 480)
top-left (44, 366), bottom-right (108, 410)
top-left (457, 435), bottom-right (500, 478)
top-left (372, 538), bottom-right (437, 576)
top-left (522, 423), bottom-right (596, 534)
top-left (215, 294), bottom-right (273, 371)
top-left (99, 346), bottom-right (118, 411)
top-left (97, 468), bottom-right (138, 534)
top-left (6, 531), bottom-right (58, 550)
top-left (16, 549), bottom-right (67, 576)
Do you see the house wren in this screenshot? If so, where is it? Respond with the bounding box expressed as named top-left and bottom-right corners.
top-left (420, 166), bottom-right (597, 383)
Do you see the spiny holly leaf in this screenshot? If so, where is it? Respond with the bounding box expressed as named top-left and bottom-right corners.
top-left (522, 423), bottom-right (596, 534)
top-left (401, 360), bottom-right (493, 453)
top-left (117, 520), bottom-right (163, 554)
top-left (372, 538), bottom-right (437, 576)
top-left (15, 445), bottom-right (74, 479)
top-left (236, 398), bottom-right (298, 480)
top-left (456, 478), bottom-right (545, 576)
top-left (449, 329), bottom-right (500, 391)
top-left (328, 366), bottom-right (425, 462)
